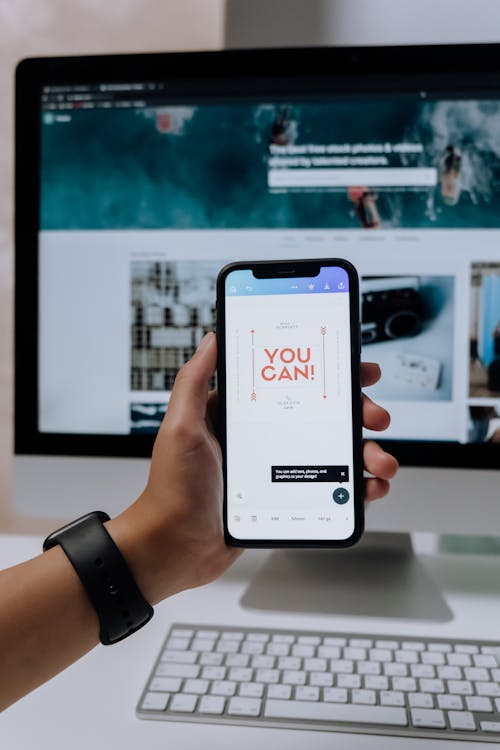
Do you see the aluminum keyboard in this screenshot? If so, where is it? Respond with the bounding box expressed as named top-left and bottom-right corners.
top-left (137, 623), bottom-right (500, 741)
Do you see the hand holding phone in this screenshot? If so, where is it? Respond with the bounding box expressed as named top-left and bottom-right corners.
top-left (217, 259), bottom-right (363, 548)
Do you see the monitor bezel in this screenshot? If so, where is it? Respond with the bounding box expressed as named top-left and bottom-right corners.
top-left (15, 43), bottom-right (500, 467)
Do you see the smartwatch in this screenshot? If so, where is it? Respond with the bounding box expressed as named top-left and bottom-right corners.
top-left (43, 511), bottom-right (154, 645)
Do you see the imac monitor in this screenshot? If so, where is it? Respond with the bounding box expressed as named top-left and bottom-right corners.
top-left (15, 45), bottom-right (500, 539)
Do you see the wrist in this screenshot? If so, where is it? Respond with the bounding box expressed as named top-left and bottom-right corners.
top-left (106, 500), bottom-right (181, 606)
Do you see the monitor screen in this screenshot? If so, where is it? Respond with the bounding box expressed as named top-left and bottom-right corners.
top-left (15, 46), bottom-right (500, 466)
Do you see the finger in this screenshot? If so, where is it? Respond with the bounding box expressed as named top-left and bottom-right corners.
top-left (363, 394), bottom-right (390, 431)
top-left (363, 440), bottom-right (399, 480)
top-left (167, 332), bottom-right (217, 423)
top-left (365, 477), bottom-right (391, 502)
top-left (206, 390), bottom-right (218, 433)
top-left (360, 362), bottom-right (381, 388)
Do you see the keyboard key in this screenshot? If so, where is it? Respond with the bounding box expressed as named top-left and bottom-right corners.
top-left (380, 691), bottom-right (405, 707)
top-left (310, 671), bottom-right (333, 687)
top-left (228, 697), bottom-right (261, 717)
top-left (475, 681), bottom-right (500, 697)
top-left (344, 647), bottom-right (366, 661)
top-left (411, 664), bottom-right (435, 678)
top-left (369, 648), bottom-right (392, 662)
top-left (197, 630), bottom-right (218, 639)
top-left (429, 643), bottom-right (452, 653)
top-left (419, 678), bottom-right (444, 694)
top-left (447, 680), bottom-right (473, 695)
top-left (283, 670), bottom-right (306, 685)
top-left (271, 634), bottom-right (294, 643)
top-left (292, 645), bottom-right (314, 658)
top-left (466, 696), bottom-right (492, 712)
top-left (267, 643), bottom-right (289, 656)
top-left (295, 686), bottom-right (320, 701)
top-left (171, 628), bottom-right (194, 639)
top-left (203, 666), bottom-right (227, 680)
top-left (156, 663), bottom-right (200, 679)
top-left (264, 700), bottom-right (408, 726)
top-left (402, 641), bottom-right (425, 651)
top-left (323, 688), bottom-right (348, 703)
top-left (480, 722), bottom-right (500, 733)
top-left (448, 711), bottom-right (476, 731)
top-left (392, 677), bottom-right (416, 692)
top-left (267, 684), bottom-right (292, 700)
top-left (358, 661), bottom-right (381, 675)
top-left (150, 677), bottom-right (181, 692)
top-left (278, 656), bottom-right (301, 670)
top-left (304, 657), bottom-right (327, 672)
top-left (141, 692), bottom-right (169, 711)
top-left (375, 640), bottom-right (399, 650)
top-left (211, 680), bottom-right (236, 696)
top-left (161, 650), bottom-right (198, 664)
top-left (166, 637), bottom-right (190, 650)
top-left (455, 644), bottom-right (478, 654)
top-left (496, 698), bottom-right (500, 712)
top-left (198, 696), bottom-right (225, 715)
top-left (324, 637), bottom-right (346, 647)
top-left (437, 666), bottom-right (462, 680)
top-left (352, 689), bottom-right (376, 705)
top-left (438, 694), bottom-right (463, 710)
top-left (410, 708), bottom-right (446, 729)
top-left (251, 655), bottom-right (275, 669)
top-left (183, 679), bottom-right (209, 695)
top-left (255, 668), bottom-right (280, 684)
top-left (464, 667), bottom-right (489, 681)
top-left (242, 642), bottom-right (265, 655)
top-left (364, 675), bottom-right (389, 690)
top-left (474, 655), bottom-right (497, 668)
top-left (228, 667), bottom-right (251, 681)
top-left (318, 646), bottom-right (341, 659)
top-left (192, 638), bottom-right (216, 652)
top-left (447, 653), bottom-right (471, 667)
top-left (169, 694), bottom-right (197, 713)
top-left (337, 674), bottom-right (361, 689)
top-left (225, 654), bottom-right (249, 667)
top-left (409, 693), bottom-right (433, 708)
top-left (350, 638), bottom-right (372, 648)
top-left (299, 636), bottom-right (321, 646)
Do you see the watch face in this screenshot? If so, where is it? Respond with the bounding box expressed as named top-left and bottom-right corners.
top-left (42, 511), bottom-right (110, 551)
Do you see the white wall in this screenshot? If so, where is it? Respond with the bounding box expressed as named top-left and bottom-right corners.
top-left (225, 0), bottom-right (500, 48)
top-left (0, 0), bottom-right (224, 531)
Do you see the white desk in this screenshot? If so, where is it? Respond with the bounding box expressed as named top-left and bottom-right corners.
top-left (1, 533), bottom-right (499, 749)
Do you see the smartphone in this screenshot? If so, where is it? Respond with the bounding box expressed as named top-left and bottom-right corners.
top-left (216, 258), bottom-right (364, 548)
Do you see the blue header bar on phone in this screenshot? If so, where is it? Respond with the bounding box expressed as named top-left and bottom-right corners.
top-left (225, 267), bottom-right (349, 296)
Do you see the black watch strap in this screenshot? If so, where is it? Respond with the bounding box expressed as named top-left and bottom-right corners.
top-left (43, 511), bottom-right (153, 645)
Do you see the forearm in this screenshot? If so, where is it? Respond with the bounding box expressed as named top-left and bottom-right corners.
top-left (0, 544), bottom-right (99, 711)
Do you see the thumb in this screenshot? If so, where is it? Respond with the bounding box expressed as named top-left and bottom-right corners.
top-left (166, 332), bottom-right (217, 424)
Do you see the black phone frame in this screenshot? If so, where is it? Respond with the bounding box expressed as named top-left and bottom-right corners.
top-left (216, 258), bottom-right (364, 548)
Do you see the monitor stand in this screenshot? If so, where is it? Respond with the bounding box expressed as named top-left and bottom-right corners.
top-left (241, 532), bottom-right (453, 622)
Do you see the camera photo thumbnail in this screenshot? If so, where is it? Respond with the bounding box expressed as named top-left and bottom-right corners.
top-left (361, 275), bottom-right (454, 402)
top-left (469, 263), bottom-right (500, 398)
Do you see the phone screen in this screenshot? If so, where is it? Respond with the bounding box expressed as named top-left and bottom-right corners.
top-left (221, 262), bottom-right (362, 545)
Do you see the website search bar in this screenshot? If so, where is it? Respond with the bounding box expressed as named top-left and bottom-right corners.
top-left (268, 167), bottom-right (438, 189)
